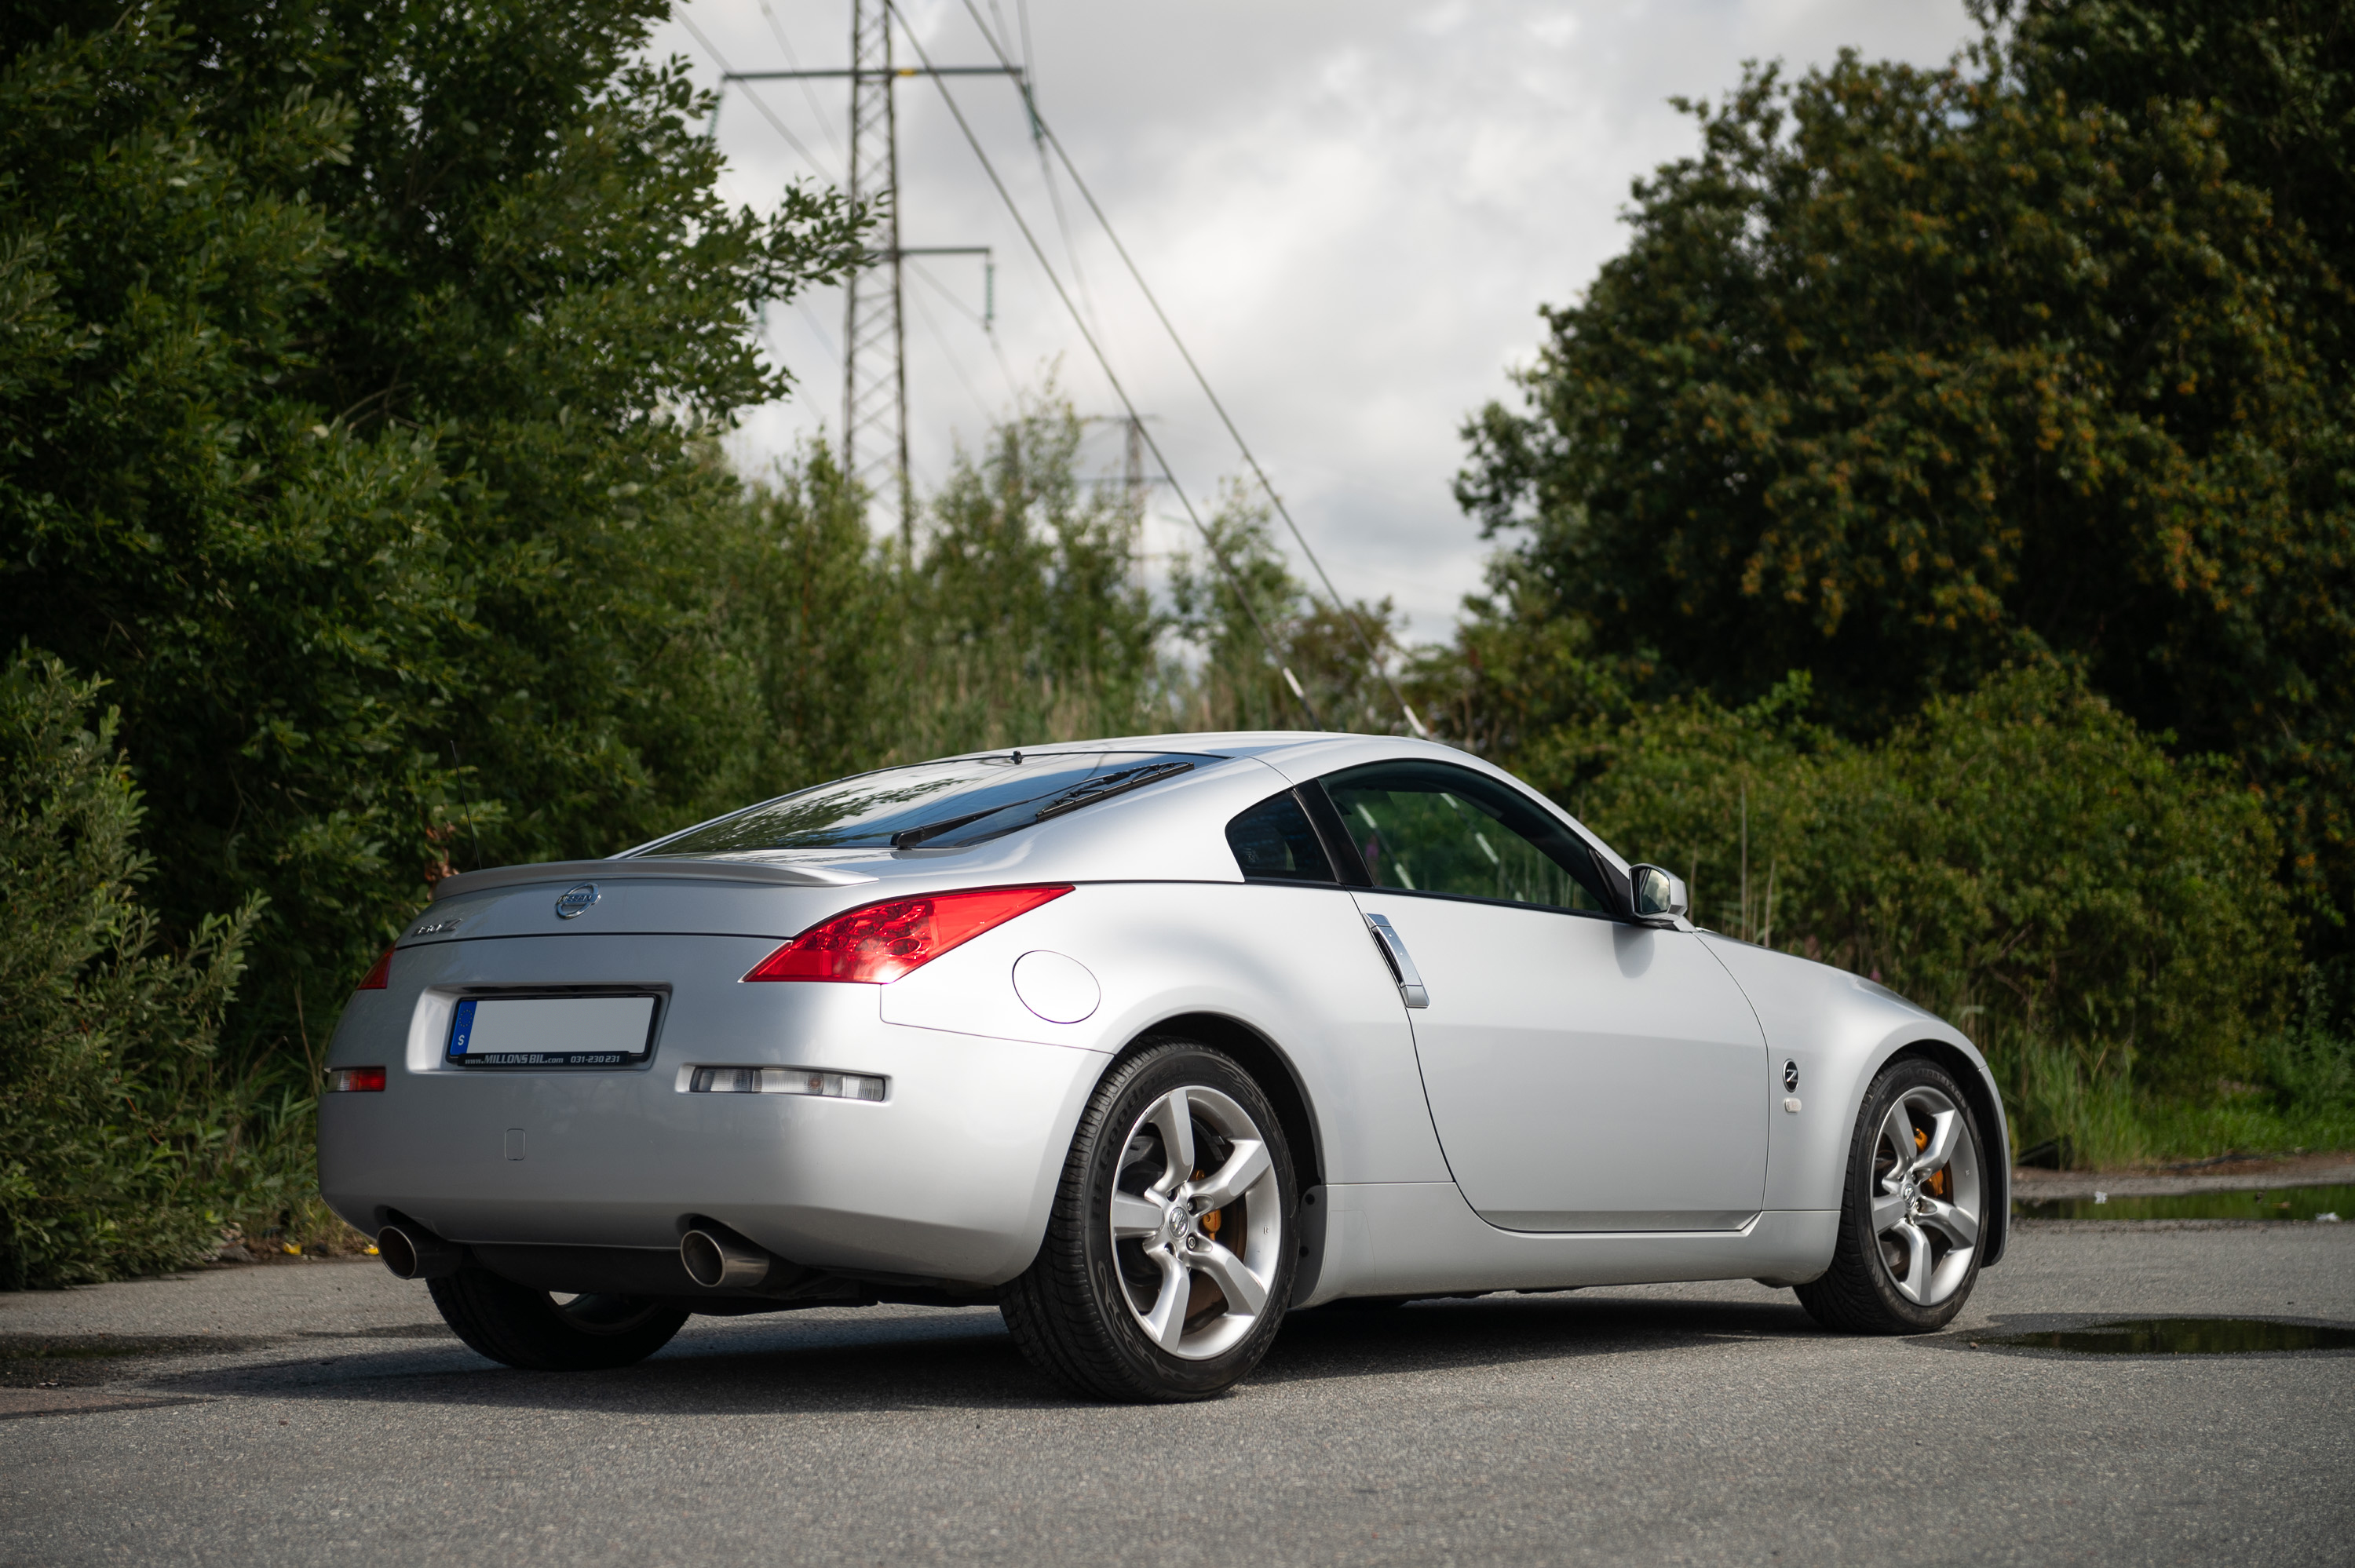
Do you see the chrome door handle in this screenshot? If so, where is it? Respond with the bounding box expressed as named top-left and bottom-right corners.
top-left (1364, 913), bottom-right (1430, 1008)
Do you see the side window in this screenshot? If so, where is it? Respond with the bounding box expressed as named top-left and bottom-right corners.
top-left (1318, 761), bottom-right (1613, 913)
top-left (1225, 789), bottom-right (1337, 883)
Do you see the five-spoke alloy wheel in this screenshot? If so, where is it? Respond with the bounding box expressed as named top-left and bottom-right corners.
top-left (1001, 1040), bottom-right (1297, 1401)
top-left (1797, 1057), bottom-right (1988, 1333)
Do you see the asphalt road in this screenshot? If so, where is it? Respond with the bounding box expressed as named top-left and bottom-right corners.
top-left (4, 1222), bottom-right (2351, 1566)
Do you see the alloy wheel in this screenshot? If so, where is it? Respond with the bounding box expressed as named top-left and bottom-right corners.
top-left (1106, 1085), bottom-right (1283, 1361)
top-left (1868, 1085), bottom-right (1982, 1306)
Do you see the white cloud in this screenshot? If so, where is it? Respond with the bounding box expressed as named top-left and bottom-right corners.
top-left (664, 0), bottom-right (1979, 640)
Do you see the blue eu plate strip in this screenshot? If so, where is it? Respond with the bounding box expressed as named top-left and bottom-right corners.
top-left (447, 997), bottom-right (478, 1057)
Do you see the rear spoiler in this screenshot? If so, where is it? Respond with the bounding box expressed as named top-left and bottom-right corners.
top-left (430, 858), bottom-right (876, 903)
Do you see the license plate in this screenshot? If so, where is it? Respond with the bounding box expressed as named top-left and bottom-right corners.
top-left (446, 994), bottom-right (660, 1068)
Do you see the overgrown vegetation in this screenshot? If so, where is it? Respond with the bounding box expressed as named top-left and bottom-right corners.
top-left (7, 1), bottom-right (2354, 1286)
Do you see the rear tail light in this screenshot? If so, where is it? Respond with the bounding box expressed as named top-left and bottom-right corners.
top-left (743, 885), bottom-right (1073, 984)
top-left (356, 946), bottom-right (395, 990)
top-left (326, 1066), bottom-right (387, 1092)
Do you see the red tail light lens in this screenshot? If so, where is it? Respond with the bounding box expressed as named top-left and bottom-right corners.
top-left (326, 1066), bottom-right (387, 1092)
top-left (356, 946), bottom-right (395, 991)
top-left (743, 885), bottom-right (1074, 984)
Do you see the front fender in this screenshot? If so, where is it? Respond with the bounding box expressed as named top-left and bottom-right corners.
top-left (1703, 938), bottom-right (2010, 1268)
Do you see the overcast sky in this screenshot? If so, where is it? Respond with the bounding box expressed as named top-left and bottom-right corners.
top-left (654, 0), bottom-right (1981, 645)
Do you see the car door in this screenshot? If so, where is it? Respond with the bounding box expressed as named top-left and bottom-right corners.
top-left (1316, 759), bottom-right (1769, 1232)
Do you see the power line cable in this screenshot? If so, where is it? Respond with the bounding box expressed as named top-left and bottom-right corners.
top-left (794, 297), bottom-right (838, 359)
top-left (951, 0), bottom-right (1426, 738)
top-left (677, 9), bottom-right (831, 173)
top-left (905, 266), bottom-right (996, 428)
top-left (906, 256), bottom-right (988, 331)
top-left (907, 257), bottom-right (1021, 404)
top-left (1035, 140), bottom-right (1102, 346)
top-left (755, 0), bottom-right (851, 170)
top-left (1013, 0), bottom-right (1039, 107)
top-left (675, 16), bottom-right (856, 473)
top-left (887, 1), bottom-right (1320, 729)
top-left (988, 1), bottom-right (1105, 346)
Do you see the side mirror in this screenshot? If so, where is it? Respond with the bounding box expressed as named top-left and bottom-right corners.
top-left (1630, 864), bottom-right (1689, 924)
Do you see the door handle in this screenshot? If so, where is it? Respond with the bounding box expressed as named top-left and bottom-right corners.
top-left (1364, 913), bottom-right (1430, 1008)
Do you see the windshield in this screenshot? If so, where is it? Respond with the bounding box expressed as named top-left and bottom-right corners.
top-left (629, 750), bottom-right (1215, 858)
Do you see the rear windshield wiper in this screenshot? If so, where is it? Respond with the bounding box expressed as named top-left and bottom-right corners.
top-left (889, 806), bottom-right (1010, 851)
top-left (1032, 760), bottom-right (1194, 820)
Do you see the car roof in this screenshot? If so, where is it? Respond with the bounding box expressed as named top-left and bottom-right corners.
top-left (917, 731), bottom-right (1634, 879)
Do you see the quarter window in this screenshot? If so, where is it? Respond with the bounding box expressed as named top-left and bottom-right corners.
top-left (1225, 790), bottom-right (1337, 883)
top-left (1318, 761), bottom-right (1613, 913)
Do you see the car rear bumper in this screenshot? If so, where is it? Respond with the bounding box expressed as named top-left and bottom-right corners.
top-left (317, 933), bottom-right (1107, 1287)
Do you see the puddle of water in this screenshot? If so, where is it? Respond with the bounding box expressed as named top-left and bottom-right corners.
top-left (1976, 1318), bottom-right (2355, 1355)
top-left (2013, 1183), bottom-right (2355, 1222)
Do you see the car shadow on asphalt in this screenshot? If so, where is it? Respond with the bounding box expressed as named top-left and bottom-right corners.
top-left (1263, 1291), bottom-right (1819, 1387)
top-left (150, 1292), bottom-right (1826, 1416)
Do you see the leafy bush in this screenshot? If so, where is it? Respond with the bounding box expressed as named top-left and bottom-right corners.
top-left (0, 651), bottom-right (262, 1287)
top-left (1536, 662), bottom-right (2296, 1101)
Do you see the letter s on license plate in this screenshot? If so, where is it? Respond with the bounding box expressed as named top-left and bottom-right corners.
top-left (446, 994), bottom-right (659, 1068)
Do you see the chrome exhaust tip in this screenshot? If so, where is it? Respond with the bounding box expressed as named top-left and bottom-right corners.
top-left (680, 1227), bottom-right (774, 1289)
top-left (377, 1223), bottom-right (463, 1281)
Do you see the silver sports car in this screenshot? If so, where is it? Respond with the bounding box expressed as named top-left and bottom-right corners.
top-left (320, 732), bottom-right (2006, 1400)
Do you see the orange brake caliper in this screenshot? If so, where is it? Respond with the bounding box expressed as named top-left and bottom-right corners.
top-left (1194, 1169), bottom-right (1222, 1235)
top-left (1916, 1125), bottom-right (1951, 1198)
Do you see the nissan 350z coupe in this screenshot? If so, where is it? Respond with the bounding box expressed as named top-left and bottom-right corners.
top-left (320, 731), bottom-right (2007, 1401)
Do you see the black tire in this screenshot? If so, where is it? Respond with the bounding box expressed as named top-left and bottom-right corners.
top-left (428, 1268), bottom-right (688, 1371)
top-left (1797, 1056), bottom-right (1989, 1335)
top-left (1000, 1039), bottom-right (1298, 1402)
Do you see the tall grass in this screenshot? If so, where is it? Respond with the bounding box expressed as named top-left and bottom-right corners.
top-left (1975, 977), bottom-right (2355, 1170)
top-left (1995, 1035), bottom-right (2147, 1169)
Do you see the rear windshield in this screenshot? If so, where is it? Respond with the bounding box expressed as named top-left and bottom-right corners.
top-left (630, 750), bottom-right (1212, 857)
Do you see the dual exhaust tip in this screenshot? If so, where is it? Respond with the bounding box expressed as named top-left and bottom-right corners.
top-left (376, 1218), bottom-right (781, 1292)
top-left (376, 1222), bottom-right (464, 1281)
top-left (678, 1225), bottom-right (778, 1290)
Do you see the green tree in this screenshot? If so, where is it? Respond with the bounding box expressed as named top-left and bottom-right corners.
top-left (706, 443), bottom-right (905, 801)
top-left (1170, 484), bottom-right (1411, 735)
top-left (0, 3), bottom-right (865, 1066)
top-left (1453, 2), bottom-right (2355, 966)
top-left (705, 395), bottom-right (1172, 810)
top-left (902, 395), bottom-right (1163, 752)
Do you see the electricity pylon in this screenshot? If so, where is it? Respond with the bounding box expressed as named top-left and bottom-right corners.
top-left (842, 0), bottom-right (908, 538)
top-left (731, 8), bottom-right (1020, 547)
top-left (842, 5), bottom-right (1018, 546)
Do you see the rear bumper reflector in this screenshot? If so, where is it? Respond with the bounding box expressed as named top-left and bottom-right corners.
top-left (686, 1066), bottom-right (885, 1101)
